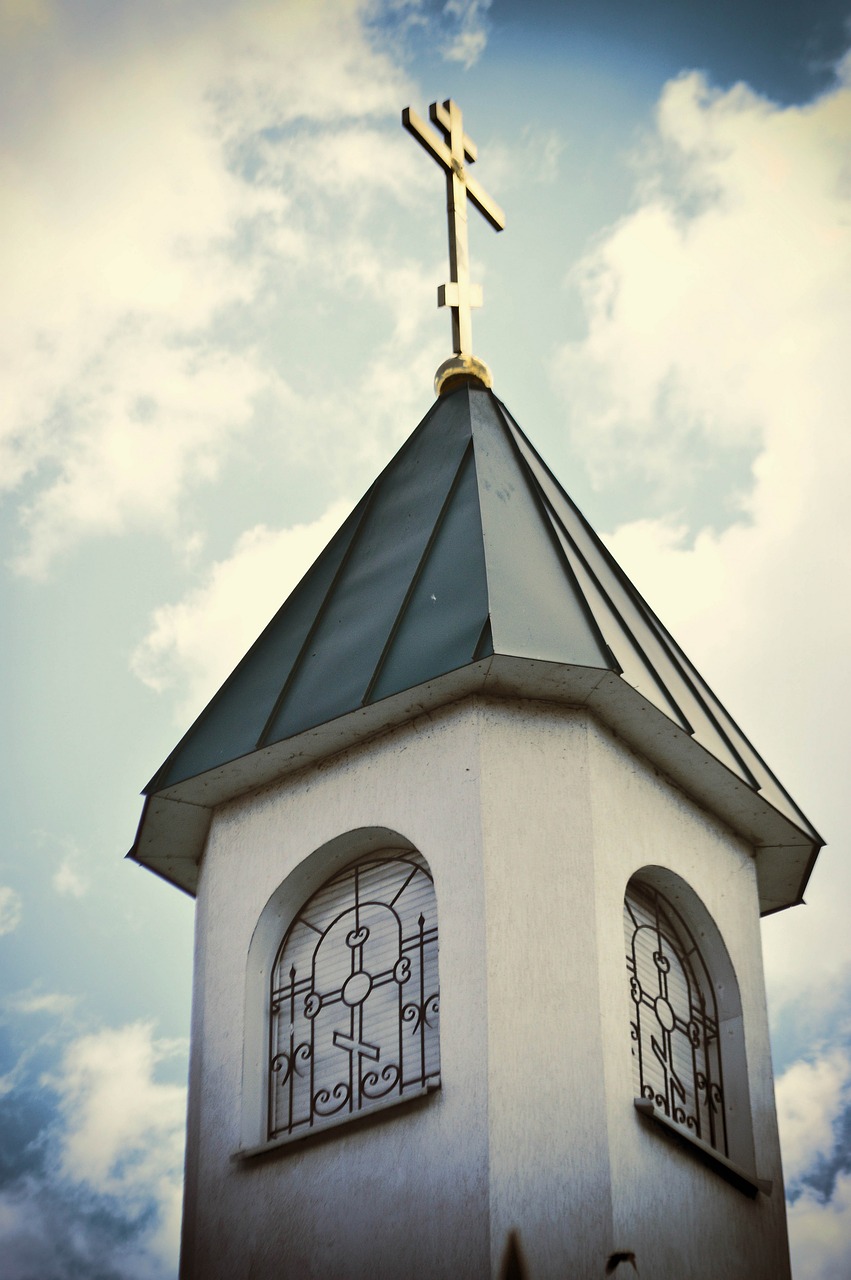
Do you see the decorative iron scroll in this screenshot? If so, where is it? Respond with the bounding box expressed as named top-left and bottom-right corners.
top-left (269, 852), bottom-right (439, 1141)
top-left (624, 882), bottom-right (728, 1157)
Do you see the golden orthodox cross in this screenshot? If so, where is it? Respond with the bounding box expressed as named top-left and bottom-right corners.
top-left (403, 100), bottom-right (505, 365)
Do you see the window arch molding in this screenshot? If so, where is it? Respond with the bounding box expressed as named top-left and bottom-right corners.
top-left (623, 865), bottom-right (755, 1179)
top-left (241, 826), bottom-right (438, 1153)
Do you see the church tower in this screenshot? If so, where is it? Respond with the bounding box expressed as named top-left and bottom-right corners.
top-left (130, 102), bottom-right (821, 1280)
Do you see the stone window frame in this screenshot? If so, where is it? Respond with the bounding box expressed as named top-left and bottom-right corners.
top-left (239, 827), bottom-right (440, 1159)
top-left (624, 866), bottom-right (769, 1197)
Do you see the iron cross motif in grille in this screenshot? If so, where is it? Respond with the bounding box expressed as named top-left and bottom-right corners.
top-left (403, 100), bottom-right (505, 357)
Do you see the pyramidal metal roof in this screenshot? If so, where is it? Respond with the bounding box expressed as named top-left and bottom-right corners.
top-left (130, 385), bottom-right (821, 910)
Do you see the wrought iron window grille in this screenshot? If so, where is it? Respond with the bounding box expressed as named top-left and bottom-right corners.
top-left (268, 852), bottom-right (440, 1143)
top-left (624, 882), bottom-right (729, 1159)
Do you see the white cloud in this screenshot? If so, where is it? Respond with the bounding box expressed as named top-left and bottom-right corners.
top-left (31, 831), bottom-right (88, 899)
top-left (208, 0), bottom-right (409, 135)
top-left (0, 18), bottom-right (266, 530)
top-left (132, 498), bottom-right (355, 721)
top-left (0, 885), bottom-right (23, 935)
top-left (63, 1022), bottom-right (184, 1273)
top-left (556, 62), bottom-right (851, 490)
top-left (7, 990), bottom-right (78, 1017)
top-left (789, 1171), bottom-right (851, 1280)
top-left (776, 1046), bottom-right (851, 1280)
top-left (0, 0), bottom-right (422, 577)
top-left (0, 1022), bottom-right (187, 1279)
top-left (441, 0), bottom-right (491, 68)
top-left (534, 130), bottom-right (565, 185)
top-left (775, 1047), bottom-right (851, 1278)
top-left (776, 1051), bottom-right (851, 1188)
top-left (52, 858), bottom-right (87, 899)
top-left (0, 1048), bottom-right (35, 1099)
top-left (554, 58), bottom-right (851, 1003)
top-left (0, 0), bottom-right (52, 32)
top-left (52, 1023), bottom-right (185, 1200)
top-left (0, 993), bottom-right (80, 1097)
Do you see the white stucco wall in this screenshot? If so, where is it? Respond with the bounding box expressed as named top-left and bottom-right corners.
top-left (181, 702), bottom-right (493, 1280)
top-left (180, 696), bottom-right (789, 1280)
top-left (584, 713), bottom-right (790, 1279)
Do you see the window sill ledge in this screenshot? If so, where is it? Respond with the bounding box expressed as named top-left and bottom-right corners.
top-left (235, 1078), bottom-right (440, 1162)
top-left (634, 1099), bottom-right (771, 1198)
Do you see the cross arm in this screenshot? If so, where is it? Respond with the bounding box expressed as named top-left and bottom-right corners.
top-left (465, 171), bottom-right (505, 232)
top-left (402, 106), bottom-right (453, 172)
top-left (429, 100), bottom-right (477, 163)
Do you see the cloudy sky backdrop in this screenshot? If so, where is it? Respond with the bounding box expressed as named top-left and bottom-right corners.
top-left (1, 0), bottom-right (850, 1276)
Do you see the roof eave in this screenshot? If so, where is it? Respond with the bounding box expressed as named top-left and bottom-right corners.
top-left (128, 655), bottom-right (821, 913)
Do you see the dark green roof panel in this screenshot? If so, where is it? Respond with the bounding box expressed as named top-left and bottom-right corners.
top-left (470, 391), bottom-right (612, 670)
top-left (369, 442), bottom-right (491, 704)
top-left (146, 384), bottom-right (812, 847)
top-left (134, 382), bottom-right (822, 914)
top-left (263, 392), bottom-right (475, 745)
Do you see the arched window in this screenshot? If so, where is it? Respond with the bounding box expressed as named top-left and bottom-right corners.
top-left (267, 850), bottom-right (440, 1143)
top-left (623, 870), bottom-right (758, 1190)
top-left (624, 877), bottom-right (729, 1155)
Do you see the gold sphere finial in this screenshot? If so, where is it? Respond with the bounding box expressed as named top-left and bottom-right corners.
top-left (434, 354), bottom-right (493, 397)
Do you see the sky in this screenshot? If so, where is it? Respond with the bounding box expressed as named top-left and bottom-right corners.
top-left (0, 0), bottom-right (849, 1275)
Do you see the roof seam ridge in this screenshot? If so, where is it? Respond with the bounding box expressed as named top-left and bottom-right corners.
top-left (488, 393), bottom-right (614, 671)
top-left (643, 615), bottom-right (814, 821)
top-left (362, 432), bottom-right (479, 705)
top-left (255, 478), bottom-right (381, 750)
top-left (532, 482), bottom-right (697, 734)
top-left (498, 402), bottom-right (766, 791)
top-left (473, 615), bottom-right (493, 661)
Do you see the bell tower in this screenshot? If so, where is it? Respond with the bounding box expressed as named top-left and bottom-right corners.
top-left (129, 102), bottom-right (821, 1280)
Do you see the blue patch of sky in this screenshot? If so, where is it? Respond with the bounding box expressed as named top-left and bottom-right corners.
top-left (387, 1), bottom-right (813, 543)
top-left (796, 1102), bottom-right (851, 1203)
top-left (768, 966), bottom-right (851, 1077)
top-left (0, 532), bottom-right (195, 1043)
top-left (768, 988), bottom-right (851, 1209)
top-left (0, 1176), bottom-right (162, 1280)
top-left (0, 1066), bottom-right (60, 1187)
top-left (583, 435), bottom-right (760, 541)
top-left (444, 2), bottom-right (851, 543)
top-left (482, 0), bottom-right (850, 104)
